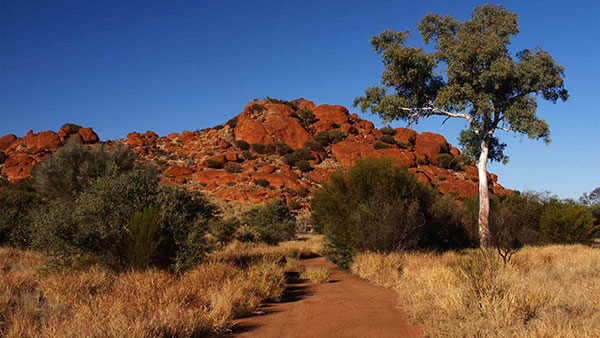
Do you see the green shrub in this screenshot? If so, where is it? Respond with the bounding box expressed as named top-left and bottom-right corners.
top-left (226, 116), bottom-right (239, 128)
top-left (437, 153), bottom-right (460, 170)
top-left (127, 206), bottom-right (164, 270)
top-left (315, 131), bottom-right (331, 146)
top-left (378, 135), bottom-right (397, 145)
top-left (242, 200), bottom-right (296, 244)
top-left (263, 143), bottom-right (276, 155)
top-left (255, 178), bottom-right (270, 187)
top-left (296, 160), bottom-right (312, 172)
top-left (205, 159), bottom-right (222, 169)
top-left (208, 217), bottom-right (241, 243)
top-left (293, 148), bottom-right (314, 161)
top-left (539, 201), bottom-right (599, 244)
top-left (397, 141), bottom-right (409, 149)
top-left (282, 153), bottom-right (297, 166)
top-left (248, 103), bottom-right (265, 113)
top-left (234, 140), bottom-right (250, 150)
top-left (224, 163), bottom-right (243, 173)
top-left (373, 142), bottom-right (390, 149)
top-left (32, 141), bottom-right (135, 200)
top-left (328, 130), bottom-right (346, 144)
top-left (213, 124), bottom-right (224, 130)
top-left (296, 109), bottom-right (315, 127)
top-left (380, 126), bottom-right (396, 135)
top-left (440, 143), bottom-right (450, 154)
top-left (274, 142), bottom-right (293, 155)
top-left (265, 97), bottom-right (298, 110)
top-left (303, 140), bottom-right (323, 152)
top-left (0, 180), bottom-right (43, 248)
top-left (417, 157), bottom-right (429, 165)
top-left (288, 200), bottom-right (303, 210)
top-left (311, 158), bottom-right (436, 265)
top-left (31, 168), bottom-right (217, 272)
top-left (241, 151), bottom-right (255, 160)
top-left (251, 143), bottom-right (266, 154)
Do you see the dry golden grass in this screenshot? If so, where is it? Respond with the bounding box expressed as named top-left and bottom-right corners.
top-left (300, 267), bottom-right (330, 284)
top-left (351, 245), bottom-right (600, 337)
top-left (0, 237), bottom-right (324, 337)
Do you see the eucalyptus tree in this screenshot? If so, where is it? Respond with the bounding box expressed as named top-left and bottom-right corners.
top-left (354, 5), bottom-right (568, 246)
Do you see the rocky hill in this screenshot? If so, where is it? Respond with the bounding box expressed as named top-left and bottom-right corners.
top-left (0, 98), bottom-right (510, 211)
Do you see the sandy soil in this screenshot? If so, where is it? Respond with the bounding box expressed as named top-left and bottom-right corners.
top-left (230, 256), bottom-right (422, 338)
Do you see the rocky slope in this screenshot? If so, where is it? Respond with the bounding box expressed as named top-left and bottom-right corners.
top-left (0, 98), bottom-right (509, 211)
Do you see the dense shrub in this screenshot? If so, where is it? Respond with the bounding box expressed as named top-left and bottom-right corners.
top-left (436, 153), bottom-right (461, 170)
top-left (281, 153), bottom-right (296, 166)
top-left (32, 141), bottom-right (135, 200)
top-left (296, 186), bottom-right (309, 198)
top-left (234, 140), bottom-right (250, 150)
top-left (248, 103), bottom-right (265, 113)
top-left (263, 143), bottom-right (276, 155)
top-left (373, 142), bottom-right (390, 149)
top-left (311, 158), bottom-right (437, 265)
top-left (303, 140), bottom-right (323, 152)
top-left (0, 180), bottom-right (42, 247)
top-left (315, 131), bottom-right (331, 146)
top-left (224, 163), bottom-right (243, 173)
top-left (328, 130), bottom-right (346, 144)
top-left (380, 126), bottom-right (396, 135)
top-left (251, 143), bottom-right (266, 154)
top-left (288, 200), bottom-right (303, 210)
top-left (127, 206), bottom-right (164, 270)
top-left (539, 201), bottom-right (599, 244)
top-left (294, 109), bottom-right (315, 127)
top-left (255, 178), bottom-right (270, 187)
top-left (378, 135), bottom-right (397, 145)
top-left (296, 160), bottom-right (312, 172)
top-left (213, 124), bottom-right (224, 130)
top-left (208, 217), bottom-right (241, 243)
top-left (241, 200), bottom-right (296, 244)
top-left (281, 148), bottom-right (314, 166)
top-left (265, 97), bottom-right (298, 110)
top-left (241, 150), bottom-right (255, 160)
top-left (31, 168), bottom-right (217, 272)
top-left (274, 142), bottom-right (293, 155)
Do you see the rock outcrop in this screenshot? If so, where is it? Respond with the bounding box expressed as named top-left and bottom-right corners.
top-left (0, 98), bottom-right (510, 210)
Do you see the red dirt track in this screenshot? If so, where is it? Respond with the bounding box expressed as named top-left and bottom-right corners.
top-left (231, 257), bottom-right (422, 338)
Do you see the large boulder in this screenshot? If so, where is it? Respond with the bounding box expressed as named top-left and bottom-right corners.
top-left (0, 134), bottom-right (17, 151)
top-left (312, 104), bottom-right (349, 131)
top-left (414, 132), bottom-right (447, 162)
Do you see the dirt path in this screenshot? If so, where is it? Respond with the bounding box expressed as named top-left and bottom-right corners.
top-left (230, 257), bottom-right (422, 338)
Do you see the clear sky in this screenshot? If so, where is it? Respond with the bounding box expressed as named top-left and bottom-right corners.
top-left (1, 0), bottom-right (598, 199)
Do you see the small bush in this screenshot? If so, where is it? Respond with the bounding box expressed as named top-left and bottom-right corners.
top-left (265, 97), bottom-right (298, 110)
top-left (437, 153), bottom-right (460, 170)
top-left (417, 157), bottom-right (429, 165)
top-left (127, 206), bottom-right (164, 270)
top-left (288, 200), bottom-right (303, 210)
top-left (378, 134), bottom-right (397, 145)
top-left (0, 180), bottom-right (43, 247)
top-left (224, 163), bottom-right (243, 173)
top-left (251, 143), bottom-right (266, 154)
top-left (296, 160), bottom-right (312, 172)
top-left (282, 153), bottom-right (297, 166)
top-left (437, 175), bottom-right (446, 181)
top-left (263, 143), bottom-right (276, 155)
top-left (296, 186), bottom-right (309, 198)
top-left (300, 266), bottom-right (330, 283)
top-left (294, 148), bottom-right (315, 161)
top-left (328, 130), bottom-right (346, 144)
top-left (274, 142), bottom-right (293, 155)
top-left (373, 142), bottom-right (390, 149)
top-left (213, 124), bottom-right (224, 130)
top-left (226, 116), bottom-right (239, 128)
top-left (255, 178), bottom-right (270, 187)
top-left (208, 217), bottom-right (241, 243)
top-left (241, 200), bottom-right (296, 245)
top-left (303, 140), bottom-right (323, 152)
top-left (205, 159), bottom-right (222, 169)
top-left (380, 126), bottom-right (397, 135)
top-left (397, 141), bottom-right (409, 149)
top-left (248, 103), bottom-right (265, 113)
top-left (296, 109), bottom-right (316, 127)
top-left (315, 131), bottom-right (331, 146)
top-left (241, 151), bottom-right (255, 160)
top-left (234, 140), bottom-right (250, 150)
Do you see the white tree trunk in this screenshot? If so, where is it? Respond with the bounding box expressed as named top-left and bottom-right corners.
top-left (478, 139), bottom-right (490, 247)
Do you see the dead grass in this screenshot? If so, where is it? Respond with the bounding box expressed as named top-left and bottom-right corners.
top-left (0, 237), bottom-right (323, 337)
top-left (300, 267), bottom-right (330, 284)
top-left (352, 245), bottom-right (600, 338)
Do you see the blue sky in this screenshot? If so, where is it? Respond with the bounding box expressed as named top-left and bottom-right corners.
top-left (1, 0), bottom-right (598, 199)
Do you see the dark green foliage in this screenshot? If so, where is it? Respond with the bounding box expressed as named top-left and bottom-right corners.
top-left (213, 125), bottom-right (224, 130)
top-left (373, 142), bottom-right (390, 149)
top-left (241, 150), bottom-right (255, 160)
top-left (274, 142), bottom-right (293, 155)
top-left (437, 153), bottom-right (461, 170)
top-left (292, 109), bottom-right (316, 127)
top-left (31, 168), bottom-right (217, 272)
top-left (458, 129), bottom-right (508, 164)
top-left (281, 153), bottom-right (297, 166)
top-left (208, 217), bottom-right (241, 243)
top-left (281, 148), bottom-right (315, 166)
top-left (380, 126), bottom-right (397, 135)
top-left (127, 206), bottom-right (164, 270)
top-left (224, 163), bottom-right (243, 173)
top-left (417, 158), bottom-right (429, 165)
top-left (322, 235), bottom-right (353, 269)
top-left (296, 160), bottom-right (312, 172)
top-left (263, 143), bottom-right (276, 155)
top-left (255, 178), bottom-right (270, 187)
top-left (0, 180), bottom-right (42, 248)
top-left (248, 103), bottom-right (265, 113)
top-left (226, 116), bottom-right (239, 128)
top-left (303, 140), bottom-right (323, 152)
top-left (234, 140), bottom-right (250, 150)
top-left (32, 141), bottom-right (135, 200)
top-left (205, 159), bottom-right (222, 169)
top-left (328, 130), bottom-right (346, 144)
top-left (397, 141), bottom-right (409, 149)
top-left (579, 187), bottom-right (600, 206)
top-left (311, 158), bottom-right (438, 264)
top-left (378, 135), bottom-right (397, 145)
top-left (539, 201), bottom-right (599, 244)
top-left (60, 123), bottom-right (83, 132)
top-left (241, 199), bottom-right (296, 244)
top-left (315, 131), bottom-right (331, 146)
top-left (265, 97), bottom-right (298, 110)
top-left (251, 143), bottom-right (266, 154)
